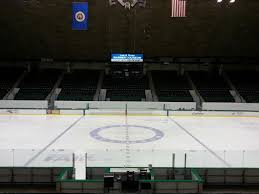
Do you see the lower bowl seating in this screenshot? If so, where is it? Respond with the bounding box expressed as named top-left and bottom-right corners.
top-left (103, 75), bottom-right (149, 101)
top-left (190, 72), bottom-right (234, 102)
top-left (57, 70), bottom-right (100, 101)
top-left (152, 71), bottom-right (193, 102)
top-left (15, 70), bottom-right (60, 100)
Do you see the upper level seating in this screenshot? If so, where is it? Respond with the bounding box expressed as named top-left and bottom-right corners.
top-left (0, 67), bottom-right (24, 99)
top-left (103, 74), bottom-right (148, 101)
top-left (15, 70), bottom-right (60, 100)
top-left (57, 70), bottom-right (99, 101)
top-left (152, 71), bottom-right (193, 102)
top-left (228, 71), bottom-right (259, 103)
top-left (189, 71), bottom-right (234, 102)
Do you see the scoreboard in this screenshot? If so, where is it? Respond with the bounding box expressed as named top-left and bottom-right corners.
top-left (111, 54), bottom-right (144, 63)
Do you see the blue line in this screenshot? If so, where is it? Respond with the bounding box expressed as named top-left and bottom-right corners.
top-left (167, 116), bottom-right (231, 168)
top-left (24, 115), bottom-right (85, 167)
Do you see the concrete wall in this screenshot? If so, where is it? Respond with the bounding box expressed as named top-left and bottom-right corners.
top-left (170, 111), bottom-right (259, 117)
top-left (0, 100), bottom-right (259, 116)
top-left (202, 102), bottom-right (259, 111)
top-left (0, 109), bottom-right (46, 114)
top-left (54, 101), bottom-right (196, 111)
top-left (0, 100), bottom-right (48, 109)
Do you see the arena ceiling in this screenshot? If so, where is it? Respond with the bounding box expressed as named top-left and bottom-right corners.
top-left (0, 0), bottom-right (259, 61)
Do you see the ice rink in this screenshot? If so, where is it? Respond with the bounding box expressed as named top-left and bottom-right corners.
top-left (1, 114), bottom-right (259, 169)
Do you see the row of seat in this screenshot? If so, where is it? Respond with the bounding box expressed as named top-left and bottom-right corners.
top-left (57, 70), bottom-right (100, 101)
top-left (228, 71), bottom-right (259, 103)
top-left (103, 75), bottom-right (149, 101)
top-left (152, 71), bottom-right (193, 102)
top-left (0, 67), bottom-right (258, 102)
top-left (0, 89), bottom-right (9, 99)
top-left (57, 89), bottom-right (95, 101)
top-left (0, 67), bottom-right (25, 99)
top-left (15, 70), bottom-right (60, 100)
top-left (189, 72), bottom-right (235, 102)
top-left (107, 89), bottom-right (146, 101)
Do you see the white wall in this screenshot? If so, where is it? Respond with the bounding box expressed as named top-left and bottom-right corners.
top-left (0, 100), bottom-right (48, 109)
top-left (170, 111), bottom-right (259, 117)
top-left (59, 109), bottom-right (85, 115)
top-left (2, 100), bottom-right (259, 114)
top-left (127, 102), bottom-right (164, 110)
top-left (55, 101), bottom-right (89, 109)
top-left (202, 103), bottom-right (259, 111)
top-left (88, 101), bottom-right (126, 109)
top-left (165, 102), bottom-right (196, 110)
top-left (0, 109), bottom-right (46, 114)
top-left (55, 101), bottom-right (196, 111)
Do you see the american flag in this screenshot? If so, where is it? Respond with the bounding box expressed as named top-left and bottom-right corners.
top-left (171, 0), bottom-right (186, 17)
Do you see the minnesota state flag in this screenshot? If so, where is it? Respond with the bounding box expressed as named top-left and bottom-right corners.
top-left (72, 2), bottom-right (88, 30)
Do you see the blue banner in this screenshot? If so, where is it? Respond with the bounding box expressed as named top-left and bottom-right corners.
top-left (111, 54), bottom-right (144, 62)
top-left (72, 2), bottom-right (88, 30)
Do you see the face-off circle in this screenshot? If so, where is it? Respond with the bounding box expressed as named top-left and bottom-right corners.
top-left (89, 125), bottom-right (164, 144)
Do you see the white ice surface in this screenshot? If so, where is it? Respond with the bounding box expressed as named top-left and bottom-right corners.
top-left (0, 115), bottom-right (259, 168)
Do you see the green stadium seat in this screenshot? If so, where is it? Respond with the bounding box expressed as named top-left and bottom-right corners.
top-left (57, 70), bottom-right (99, 101)
top-left (228, 71), bottom-right (259, 103)
top-left (15, 70), bottom-right (60, 100)
top-left (103, 75), bottom-right (148, 101)
top-left (189, 71), bottom-right (234, 102)
top-left (152, 71), bottom-right (193, 102)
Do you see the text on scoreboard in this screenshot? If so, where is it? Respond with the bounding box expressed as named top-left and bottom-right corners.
top-left (111, 54), bottom-right (144, 62)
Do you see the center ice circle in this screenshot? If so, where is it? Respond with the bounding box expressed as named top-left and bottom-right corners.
top-left (90, 125), bottom-right (164, 144)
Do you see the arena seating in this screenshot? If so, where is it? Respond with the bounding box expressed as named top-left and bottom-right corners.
top-left (57, 70), bottom-right (99, 101)
top-left (15, 70), bottom-right (60, 100)
top-left (189, 71), bottom-right (234, 102)
top-left (103, 74), bottom-right (148, 101)
top-left (0, 67), bottom-right (24, 99)
top-left (2, 66), bottom-right (258, 104)
top-left (152, 71), bottom-right (193, 102)
top-left (228, 71), bottom-right (259, 103)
